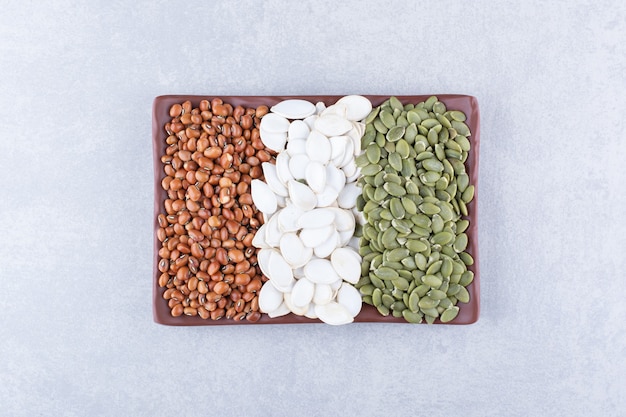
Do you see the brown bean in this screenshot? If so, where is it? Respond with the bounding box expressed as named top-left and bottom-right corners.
top-left (210, 308), bottom-right (225, 320)
top-left (234, 273), bottom-right (251, 286)
top-left (246, 278), bottom-right (263, 293)
top-left (228, 248), bottom-right (244, 263)
top-left (187, 185), bottom-right (201, 202)
top-left (169, 104), bottom-right (182, 118)
top-left (184, 307), bottom-right (197, 316)
top-left (198, 306), bottom-right (209, 319)
top-left (246, 311), bottom-right (261, 323)
top-left (171, 303), bottom-right (184, 317)
top-left (190, 242), bottom-right (204, 258)
top-left (197, 280), bottom-right (208, 294)
top-left (213, 281), bottom-right (230, 295)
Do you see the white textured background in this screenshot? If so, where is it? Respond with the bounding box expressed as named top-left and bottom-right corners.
top-left (1, 1), bottom-right (625, 416)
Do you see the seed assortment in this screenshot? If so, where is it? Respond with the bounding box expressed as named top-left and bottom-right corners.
top-left (154, 94), bottom-right (479, 325)
top-left (355, 96), bottom-right (475, 324)
top-left (252, 97), bottom-right (371, 325)
top-left (157, 98), bottom-right (270, 322)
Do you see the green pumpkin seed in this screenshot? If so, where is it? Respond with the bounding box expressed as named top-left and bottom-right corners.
top-left (392, 219), bottom-right (412, 234)
top-left (414, 284), bottom-right (429, 297)
top-left (453, 233), bottom-right (468, 252)
top-left (400, 158), bottom-right (415, 178)
top-left (462, 185), bottom-right (475, 203)
top-left (379, 110), bottom-right (396, 129)
top-left (381, 293), bottom-right (395, 308)
top-left (445, 149), bottom-right (462, 161)
top-left (419, 202), bottom-right (440, 215)
top-left (404, 123), bottom-right (418, 143)
top-left (438, 202), bottom-right (454, 222)
top-left (406, 111), bottom-right (422, 125)
top-left (384, 182), bottom-right (406, 197)
top-left (381, 227), bottom-right (398, 246)
top-left (389, 96), bottom-right (404, 111)
top-left (355, 153), bottom-right (370, 167)
top-left (376, 266), bottom-right (398, 280)
top-left (372, 288), bottom-right (382, 306)
top-left (426, 260), bottom-right (443, 275)
top-left (459, 251), bottom-right (474, 266)
top-left (359, 284), bottom-right (375, 296)
top-left (366, 144), bottom-right (381, 164)
top-left (422, 158), bottom-right (444, 172)
top-left (424, 314), bottom-right (437, 324)
top-left (402, 309), bottom-right (423, 323)
top-left (386, 126), bottom-right (405, 142)
top-left (451, 120), bottom-right (470, 136)
top-left (434, 143), bottom-right (446, 161)
top-left (380, 209), bottom-right (393, 221)
top-left (438, 298), bottom-right (453, 309)
top-left (387, 248), bottom-right (409, 262)
top-left (455, 135), bottom-right (471, 151)
top-left (376, 304), bottom-right (390, 316)
top-left (459, 270), bottom-right (474, 286)
top-left (440, 306), bottom-right (460, 323)
top-left (456, 286), bottom-right (470, 303)
top-left (435, 177), bottom-right (449, 192)
top-left (418, 296), bottom-right (439, 309)
top-left (391, 300), bottom-right (407, 312)
top-left (411, 225), bottom-right (431, 237)
top-left (364, 106), bottom-right (381, 124)
top-left (408, 291), bottom-right (420, 312)
top-left (401, 256), bottom-right (417, 269)
top-left (450, 273), bottom-right (461, 284)
top-left (373, 118), bottom-right (389, 134)
top-left (427, 128), bottom-right (439, 146)
top-left (391, 277), bottom-right (410, 292)
top-left (422, 274), bottom-right (442, 288)
top-left (406, 239), bottom-right (428, 253)
top-left (396, 139), bottom-right (410, 158)
top-left (375, 132), bottom-right (386, 147)
top-left (441, 258), bottom-right (453, 278)
top-left (449, 110), bottom-right (466, 122)
top-left (456, 219), bottom-right (469, 233)
top-left (457, 174), bottom-right (469, 193)
top-left (414, 253), bottom-right (427, 270)
top-left (382, 173), bottom-right (401, 185)
top-left (421, 118), bottom-right (440, 129)
top-left (428, 289), bottom-right (447, 300)
top-left (432, 231), bottom-right (454, 246)
top-left (400, 197), bottom-right (417, 215)
top-left (433, 101), bottom-right (446, 114)
top-left (389, 198), bottom-right (405, 219)
top-left (362, 164), bottom-right (383, 176)
top-left (373, 187), bottom-right (388, 202)
top-left (370, 274), bottom-right (384, 289)
top-left (458, 198), bottom-right (468, 216)
top-left (436, 112), bottom-right (452, 128)
top-left (387, 152), bottom-right (402, 171)
top-left (447, 283), bottom-right (461, 296)
top-left (431, 214), bottom-right (444, 234)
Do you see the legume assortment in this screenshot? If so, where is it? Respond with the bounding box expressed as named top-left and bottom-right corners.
top-left (355, 96), bottom-right (475, 324)
top-left (157, 98), bottom-right (271, 322)
top-left (154, 95), bottom-right (479, 325)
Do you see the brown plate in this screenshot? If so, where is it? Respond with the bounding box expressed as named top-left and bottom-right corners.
top-left (153, 95), bottom-right (480, 325)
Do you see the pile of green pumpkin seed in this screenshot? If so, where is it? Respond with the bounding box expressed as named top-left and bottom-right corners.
top-left (355, 96), bottom-right (475, 324)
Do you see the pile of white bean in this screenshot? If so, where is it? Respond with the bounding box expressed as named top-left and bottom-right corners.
top-left (251, 96), bottom-right (372, 325)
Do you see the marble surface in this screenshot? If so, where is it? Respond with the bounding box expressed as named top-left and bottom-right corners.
top-left (1, 1), bottom-right (625, 416)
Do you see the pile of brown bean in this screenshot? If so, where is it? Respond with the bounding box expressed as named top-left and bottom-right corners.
top-left (157, 98), bottom-right (272, 322)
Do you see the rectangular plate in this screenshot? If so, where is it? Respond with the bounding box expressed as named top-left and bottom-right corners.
top-left (153, 95), bottom-right (480, 325)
